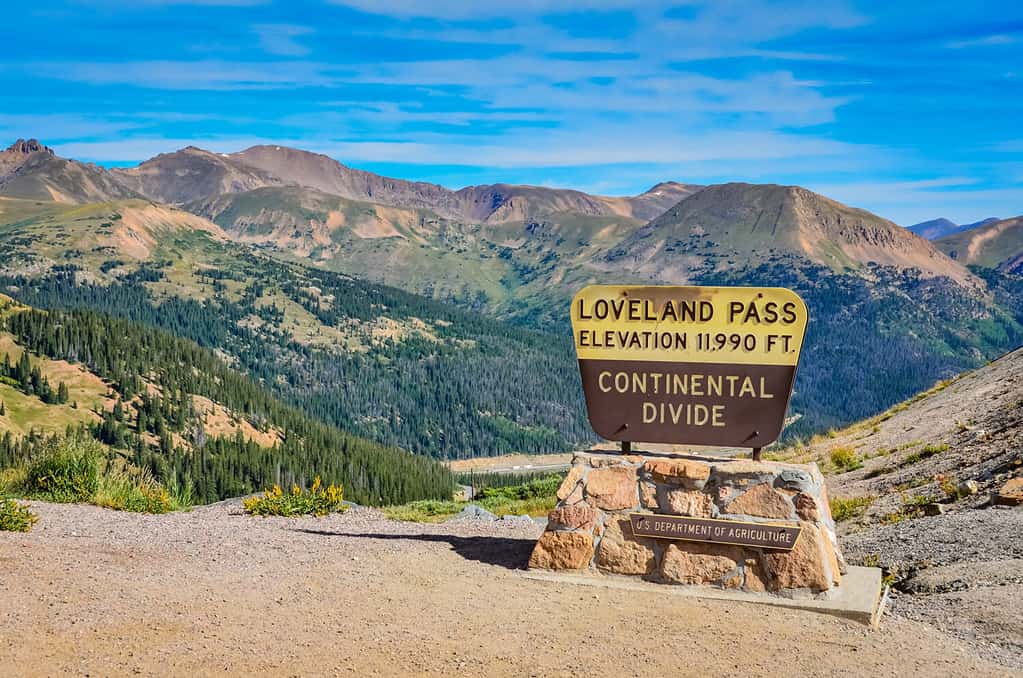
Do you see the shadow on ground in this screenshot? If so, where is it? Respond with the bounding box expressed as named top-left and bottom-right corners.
top-left (294, 529), bottom-right (536, 570)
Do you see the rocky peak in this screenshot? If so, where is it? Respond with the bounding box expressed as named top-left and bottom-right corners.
top-left (4, 138), bottom-right (54, 156)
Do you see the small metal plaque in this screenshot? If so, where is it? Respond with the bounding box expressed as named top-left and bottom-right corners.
top-left (629, 514), bottom-right (801, 551)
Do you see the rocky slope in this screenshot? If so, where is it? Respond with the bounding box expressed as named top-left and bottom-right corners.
top-left (785, 346), bottom-right (1023, 665)
top-left (0, 139), bottom-right (140, 204)
top-left (936, 215), bottom-right (1023, 272)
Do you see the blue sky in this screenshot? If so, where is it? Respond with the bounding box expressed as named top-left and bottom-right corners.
top-left (2, 0), bottom-right (1021, 225)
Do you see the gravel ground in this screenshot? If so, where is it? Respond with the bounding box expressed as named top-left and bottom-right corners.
top-left (1, 500), bottom-right (1016, 677)
top-left (843, 505), bottom-right (1023, 669)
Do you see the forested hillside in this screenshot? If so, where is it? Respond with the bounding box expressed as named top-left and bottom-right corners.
top-left (0, 298), bottom-right (454, 504)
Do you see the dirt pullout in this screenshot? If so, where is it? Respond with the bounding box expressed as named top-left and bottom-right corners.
top-left (0, 500), bottom-right (1012, 677)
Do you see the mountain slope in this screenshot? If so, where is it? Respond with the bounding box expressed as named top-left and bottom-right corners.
top-left (110, 146), bottom-right (284, 205)
top-left (0, 294), bottom-right (454, 505)
top-left (230, 145), bottom-right (465, 218)
top-left (0, 139), bottom-right (140, 204)
top-left (0, 198), bottom-right (593, 458)
top-left (908, 217), bottom-right (961, 240)
top-left (936, 216), bottom-right (1023, 273)
top-left (604, 183), bottom-right (976, 285)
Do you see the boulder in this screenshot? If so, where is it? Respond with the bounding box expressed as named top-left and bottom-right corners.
top-left (643, 459), bottom-right (711, 487)
top-left (585, 466), bottom-right (638, 511)
top-left (723, 483), bottom-right (795, 520)
top-left (639, 481), bottom-right (659, 509)
top-left (556, 466), bottom-right (585, 501)
top-left (548, 504), bottom-right (597, 532)
top-left (660, 543), bottom-right (742, 586)
top-left (452, 504), bottom-right (497, 521)
top-left (664, 488), bottom-right (714, 517)
top-left (760, 522), bottom-right (839, 592)
top-left (994, 477), bottom-right (1023, 506)
top-left (529, 531), bottom-right (594, 571)
top-left (596, 517), bottom-right (656, 575)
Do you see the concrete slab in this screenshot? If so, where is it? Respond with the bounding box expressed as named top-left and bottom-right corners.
top-left (522, 565), bottom-right (888, 627)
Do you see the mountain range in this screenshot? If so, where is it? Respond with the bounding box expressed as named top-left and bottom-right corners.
top-left (2, 137), bottom-right (1022, 459)
top-left (907, 216), bottom-right (1001, 240)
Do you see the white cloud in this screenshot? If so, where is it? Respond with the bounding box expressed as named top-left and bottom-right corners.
top-left (28, 60), bottom-right (340, 90)
top-left (251, 24), bottom-right (313, 57)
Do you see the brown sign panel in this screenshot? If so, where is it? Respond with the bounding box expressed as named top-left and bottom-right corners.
top-left (629, 514), bottom-right (801, 551)
top-left (571, 285), bottom-right (808, 447)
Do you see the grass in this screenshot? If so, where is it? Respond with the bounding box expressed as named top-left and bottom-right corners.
top-left (25, 437), bottom-right (101, 502)
top-left (384, 473), bottom-right (563, 522)
top-left (5, 432), bottom-right (184, 514)
top-left (0, 496), bottom-right (38, 532)
top-left (830, 495), bottom-right (875, 522)
top-left (382, 499), bottom-right (464, 522)
top-left (828, 446), bottom-right (862, 472)
top-left (94, 468), bottom-right (175, 514)
top-left (0, 334), bottom-right (110, 437)
top-left (880, 493), bottom-right (931, 524)
top-left (243, 477), bottom-right (348, 517)
top-left (903, 443), bottom-right (949, 465)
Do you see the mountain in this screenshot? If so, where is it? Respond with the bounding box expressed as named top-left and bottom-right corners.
top-left (2, 138), bottom-right (1022, 452)
top-left (602, 183), bottom-right (974, 285)
top-left (110, 146), bottom-right (284, 205)
top-left (116, 143), bottom-right (698, 224)
top-left (964, 217), bottom-right (1001, 230)
top-left (936, 215), bottom-right (1023, 273)
top-left (908, 217), bottom-right (961, 240)
top-left (0, 139), bottom-right (140, 203)
top-left (908, 217), bottom-right (1001, 240)
top-left (0, 196), bottom-right (592, 458)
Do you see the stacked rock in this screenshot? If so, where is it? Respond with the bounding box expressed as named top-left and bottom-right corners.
top-left (529, 451), bottom-right (845, 596)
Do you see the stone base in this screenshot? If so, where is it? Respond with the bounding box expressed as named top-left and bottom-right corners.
top-left (529, 451), bottom-right (846, 597)
top-left (523, 566), bottom-right (887, 627)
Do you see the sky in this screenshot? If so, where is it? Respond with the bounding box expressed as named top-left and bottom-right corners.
top-left (2, 0), bottom-right (1021, 225)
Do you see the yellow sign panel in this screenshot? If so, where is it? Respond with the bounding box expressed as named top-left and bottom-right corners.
top-left (570, 285), bottom-right (809, 447)
top-left (571, 285), bottom-right (808, 367)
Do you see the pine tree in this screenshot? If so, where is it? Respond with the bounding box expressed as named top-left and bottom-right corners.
top-left (57, 381), bottom-right (70, 404)
top-left (0, 400), bottom-right (5, 416)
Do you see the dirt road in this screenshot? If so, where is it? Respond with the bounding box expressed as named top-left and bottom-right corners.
top-left (0, 501), bottom-right (1011, 677)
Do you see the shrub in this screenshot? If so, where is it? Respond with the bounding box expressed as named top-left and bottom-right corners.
top-left (829, 447), bottom-right (862, 472)
top-left (26, 437), bottom-right (102, 502)
top-left (903, 443), bottom-right (949, 465)
top-left (94, 469), bottom-right (175, 514)
top-left (0, 497), bottom-right (38, 532)
top-left (830, 495), bottom-right (875, 522)
top-left (478, 474), bottom-right (561, 502)
top-left (383, 499), bottom-right (463, 522)
top-left (243, 477), bottom-right (347, 517)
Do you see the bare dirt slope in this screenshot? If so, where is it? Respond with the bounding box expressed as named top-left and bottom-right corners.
top-left (0, 500), bottom-right (1012, 677)
top-left (791, 346), bottom-right (1023, 668)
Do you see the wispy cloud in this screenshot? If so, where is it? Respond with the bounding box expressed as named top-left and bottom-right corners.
top-left (252, 24), bottom-right (313, 57)
top-left (4, 0), bottom-right (1021, 225)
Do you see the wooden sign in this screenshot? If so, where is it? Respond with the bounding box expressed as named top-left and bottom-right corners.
top-left (629, 514), bottom-right (801, 550)
top-left (571, 285), bottom-right (808, 448)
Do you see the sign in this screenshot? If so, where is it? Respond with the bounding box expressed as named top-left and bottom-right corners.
top-left (629, 514), bottom-right (801, 551)
top-left (571, 285), bottom-right (807, 448)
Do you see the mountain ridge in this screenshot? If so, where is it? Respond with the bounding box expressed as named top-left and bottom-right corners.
top-left (936, 215), bottom-right (1023, 273)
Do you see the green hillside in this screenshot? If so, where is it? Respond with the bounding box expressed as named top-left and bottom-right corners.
top-left (0, 198), bottom-right (593, 458)
top-left (0, 297), bottom-right (454, 505)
